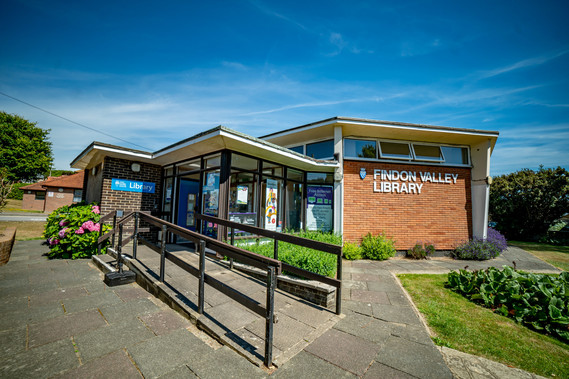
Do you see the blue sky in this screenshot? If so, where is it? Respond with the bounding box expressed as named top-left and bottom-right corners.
top-left (1, 0), bottom-right (568, 175)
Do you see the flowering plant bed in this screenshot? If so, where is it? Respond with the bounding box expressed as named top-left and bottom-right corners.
top-left (43, 203), bottom-right (110, 259)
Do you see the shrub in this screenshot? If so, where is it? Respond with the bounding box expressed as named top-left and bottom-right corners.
top-left (8, 182), bottom-right (27, 200)
top-left (235, 231), bottom-right (341, 277)
top-left (447, 267), bottom-right (569, 343)
top-left (453, 228), bottom-right (507, 260)
top-left (407, 242), bottom-right (435, 259)
top-left (360, 233), bottom-right (396, 260)
top-left (43, 203), bottom-right (110, 259)
top-left (343, 242), bottom-right (363, 260)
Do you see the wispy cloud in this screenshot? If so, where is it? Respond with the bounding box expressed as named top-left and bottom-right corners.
top-left (477, 48), bottom-right (569, 80)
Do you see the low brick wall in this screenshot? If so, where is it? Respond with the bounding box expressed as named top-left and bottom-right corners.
top-left (0, 227), bottom-right (17, 266)
top-left (224, 261), bottom-right (336, 309)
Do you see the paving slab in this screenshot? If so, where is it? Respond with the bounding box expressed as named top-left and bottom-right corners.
top-left (99, 297), bottom-right (162, 324)
top-left (304, 328), bottom-right (381, 376)
top-left (333, 312), bottom-right (392, 344)
top-left (28, 308), bottom-right (107, 347)
top-left (54, 349), bottom-right (143, 379)
top-left (273, 350), bottom-right (355, 378)
top-left (139, 309), bottom-right (192, 335)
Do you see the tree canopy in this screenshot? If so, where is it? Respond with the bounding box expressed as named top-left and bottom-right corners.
top-left (489, 166), bottom-right (569, 240)
top-left (0, 111), bottom-right (53, 182)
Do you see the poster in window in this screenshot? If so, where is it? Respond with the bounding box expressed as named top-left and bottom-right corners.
top-left (203, 172), bottom-right (220, 216)
top-left (306, 185), bottom-right (333, 232)
top-left (265, 179), bottom-right (278, 231)
top-left (237, 185), bottom-right (248, 205)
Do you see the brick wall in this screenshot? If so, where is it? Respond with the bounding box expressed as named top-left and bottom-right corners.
top-left (100, 157), bottom-right (162, 215)
top-left (22, 192), bottom-right (45, 211)
top-left (343, 161), bottom-right (472, 250)
top-left (44, 188), bottom-right (77, 213)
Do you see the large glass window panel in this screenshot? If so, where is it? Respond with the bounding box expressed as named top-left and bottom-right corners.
top-left (177, 159), bottom-right (200, 174)
top-left (441, 146), bottom-right (470, 165)
top-left (288, 145), bottom-right (304, 154)
top-left (287, 168), bottom-right (303, 182)
top-left (164, 166), bottom-right (174, 177)
top-left (306, 185), bottom-right (333, 232)
top-left (306, 140), bottom-right (334, 159)
top-left (412, 144), bottom-right (443, 162)
top-left (307, 172), bottom-right (334, 184)
top-left (286, 181), bottom-right (303, 231)
top-left (379, 141), bottom-right (412, 160)
top-left (201, 170), bottom-right (220, 238)
top-left (229, 171), bottom-right (258, 236)
top-left (344, 139), bottom-right (377, 158)
top-left (231, 154), bottom-right (258, 171)
top-left (162, 177), bottom-right (174, 216)
top-left (262, 162), bottom-right (283, 177)
top-left (205, 155), bottom-right (221, 168)
top-left (261, 177), bottom-right (283, 231)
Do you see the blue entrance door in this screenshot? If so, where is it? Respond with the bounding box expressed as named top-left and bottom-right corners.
top-left (177, 179), bottom-right (200, 232)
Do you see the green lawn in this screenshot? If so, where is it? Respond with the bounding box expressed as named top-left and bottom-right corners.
top-left (398, 274), bottom-right (569, 378)
top-left (0, 221), bottom-right (46, 240)
top-left (510, 240), bottom-right (569, 271)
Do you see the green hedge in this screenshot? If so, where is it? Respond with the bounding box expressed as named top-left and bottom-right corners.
top-left (235, 231), bottom-right (341, 278)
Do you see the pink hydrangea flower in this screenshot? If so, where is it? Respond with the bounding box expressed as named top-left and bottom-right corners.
top-left (91, 206), bottom-right (100, 214)
top-left (59, 220), bottom-right (69, 227)
top-left (49, 238), bottom-right (60, 245)
top-left (58, 228), bottom-right (68, 239)
top-left (75, 227), bottom-right (85, 235)
top-left (91, 223), bottom-right (101, 232)
top-left (82, 220), bottom-right (97, 232)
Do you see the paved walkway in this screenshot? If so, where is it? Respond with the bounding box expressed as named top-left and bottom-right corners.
top-left (0, 241), bottom-right (557, 378)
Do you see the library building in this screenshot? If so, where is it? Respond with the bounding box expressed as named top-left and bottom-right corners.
top-left (71, 117), bottom-right (498, 250)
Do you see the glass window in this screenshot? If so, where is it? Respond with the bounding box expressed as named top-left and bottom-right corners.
top-left (288, 145), bottom-right (304, 154)
top-left (307, 172), bottom-right (334, 184)
top-left (287, 168), bottom-right (303, 182)
top-left (201, 170), bottom-right (220, 238)
top-left (286, 181), bottom-right (303, 231)
top-left (73, 190), bottom-right (83, 202)
top-left (162, 177), bottom-right (174, 214)
top-left (344, 139), bottom-right (376, 159)
top-left (35, 192), bottom-right (45, 200)
top-left (441, 146), bottom-right (470, 165)
top-left (412, 144), bottom-right (443, 162)
top-left (306, 185), bottom-right (333, 232)
top-left (379, 141), bottom-right (412, 160)
top-left (229, 172), bottom-right (258, 237)
top-left (231, 154), bottom-right (258, 171)
top-left (262, 162), bottom-right (283, 177)
top-left (205, 155), bottom-right (221, 168)
top-left (164, 166), bottom-right (174, 177)
top-left (177, 159), bottom-right (200, 174)
top-left (306, 140), bottom-right (334, 159)
top-left (261, 178), bottom-right (283, 231)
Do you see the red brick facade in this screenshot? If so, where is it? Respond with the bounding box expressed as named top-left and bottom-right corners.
top-left (343, 161), bottom-right (472, 250)
top-left (100, 157), bottom-right (162, 215)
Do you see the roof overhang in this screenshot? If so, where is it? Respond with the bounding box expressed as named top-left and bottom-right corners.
top-left (70, 142), bottom-right (154, 170)
top-left (261, 117), bottom-right (500, 152)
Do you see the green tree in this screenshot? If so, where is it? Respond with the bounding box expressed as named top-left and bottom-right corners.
top-left (0, 112), bottom-right (53, 182)
top-left (489, 166), bottom-right (569, 240)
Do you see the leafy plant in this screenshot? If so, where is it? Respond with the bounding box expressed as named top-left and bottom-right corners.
top-left (407, 242), bottom-right (435, 259)
top-left (447, 266), bottom-right (569, 343)
top-left (43, 203), bottom-right (110, 259)
top-left (360, 232), bottom-right (396, 260)
top-left (343, 242), bottom-right (363, 260)
top-left (236, 230), bottom-right (341, 277)
top-left (452, 228), bottom-right (507, 260)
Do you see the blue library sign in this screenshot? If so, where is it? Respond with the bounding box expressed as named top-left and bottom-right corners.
top-left (111, 178), bottom-right (155, 194)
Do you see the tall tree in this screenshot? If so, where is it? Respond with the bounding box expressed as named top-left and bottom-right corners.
top-left (0, 112), bottom-right (53, 182)
top-left (489, 166), bottom-right (569, 240)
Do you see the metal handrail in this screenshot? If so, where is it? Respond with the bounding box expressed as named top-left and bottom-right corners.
top-left (97, 210), bottom-right (280, 367)
top-left (195, 213), bottom-right (343, 315)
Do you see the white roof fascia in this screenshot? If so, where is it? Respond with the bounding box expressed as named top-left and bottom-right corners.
top-left (153, 129), bottom-right (223, 159)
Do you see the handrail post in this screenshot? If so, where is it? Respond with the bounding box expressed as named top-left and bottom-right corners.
top-left (198, 240), bottom-right (206, 314)
top-left (111, 212), bottom-right (117, 248)
top-left (117, 224), bottom-right (124, 274)
top-left (97, 220), bottom-right (103, 255)
top-left (229, 226), bottom-right (234, 270)
top-left (264, 266), bottom-right (276, 367)
top-left (132, 212), bottom-right (139, 259)
top-left (336, 250), bottom-right (342, 315)
top-left (273, 240), bottom-right (278, 261)
top-left (159, 224), bottom-right (167, 282)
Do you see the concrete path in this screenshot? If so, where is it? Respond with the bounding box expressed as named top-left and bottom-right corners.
top-left (0, 212), bottom-right (48, 222)
top-left (0, 241), bottom-right (557, 378)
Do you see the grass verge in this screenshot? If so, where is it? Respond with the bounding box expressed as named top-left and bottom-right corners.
top-left (398, 273), bottom-right (569, 378)
top-left (509, 241), bottom-right (569, 271)
top-left (3, 199), bottom-right (43, 213)
top-left (0, 221), bottom-right (46, 240)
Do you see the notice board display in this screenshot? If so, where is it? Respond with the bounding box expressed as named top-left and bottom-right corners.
top-left (306, 185), bottom-right (333, 232)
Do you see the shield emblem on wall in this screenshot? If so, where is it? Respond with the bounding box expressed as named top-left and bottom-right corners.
top-left (360, 168), bottom-right (366, 180)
